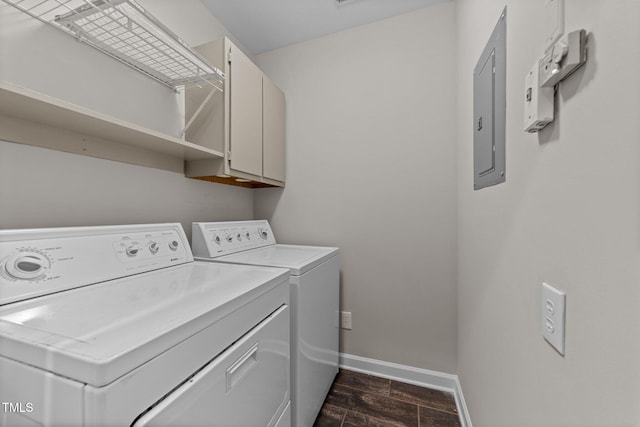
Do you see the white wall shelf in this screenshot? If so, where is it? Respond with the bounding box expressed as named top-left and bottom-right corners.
top-left (0, 81), bottom-right (224, 173)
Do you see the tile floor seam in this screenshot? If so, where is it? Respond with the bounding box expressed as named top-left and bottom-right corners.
top-left (334, 382), bottom-right (398, 400)
top-left (315, 369), bottom-right (461, 427)
top-left (333, 382), bottom-right (396, 398)
top-left (330, 383), bottom-right (450, 424)
top-left (346, 408), bottom-right (416, 427)
top-left (417, 403), bottom-right (459, 417)
top-left (337, 383), bottom-right (435, 409)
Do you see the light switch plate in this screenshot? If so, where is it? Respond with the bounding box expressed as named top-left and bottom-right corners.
top-left (542, 282), bottom-right (566, 355)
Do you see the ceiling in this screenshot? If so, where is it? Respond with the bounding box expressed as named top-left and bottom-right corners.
top-left (201, 0), bottom-right (449, 55)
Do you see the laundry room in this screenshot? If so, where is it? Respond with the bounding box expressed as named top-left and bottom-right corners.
top-left (1, 0), bottom-right (639, 426)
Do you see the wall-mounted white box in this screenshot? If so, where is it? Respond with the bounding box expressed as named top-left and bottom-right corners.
top-left (524, 59), bottom-right (554, 133)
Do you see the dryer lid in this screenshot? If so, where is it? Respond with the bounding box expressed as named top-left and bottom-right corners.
top-left (0, 262), bottom-right (288, 387)
top-left (209, 244), bottom-right (339, 276)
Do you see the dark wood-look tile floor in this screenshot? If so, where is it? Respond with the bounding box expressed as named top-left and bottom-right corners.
top-left (314, 369), bottom-right (461, 427)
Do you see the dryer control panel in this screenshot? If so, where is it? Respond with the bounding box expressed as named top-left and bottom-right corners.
top-left (192, 221), bottom-right (276, 258)
top-left (0, 224), bottom-right (192, 305)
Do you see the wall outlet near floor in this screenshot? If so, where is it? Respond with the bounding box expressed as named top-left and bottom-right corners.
top-left (340, 311), bottom-right (352, 330)
top-left (541, 282), bottom-right (566, 355)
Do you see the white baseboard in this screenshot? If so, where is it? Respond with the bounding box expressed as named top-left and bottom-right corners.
top-left (338, 353), bottom-right (472, 427)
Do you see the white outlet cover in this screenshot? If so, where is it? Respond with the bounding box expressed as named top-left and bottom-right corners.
top-left (542, 282), bottom-right (566, 355)
top-left (340, 311), bottom-right (352, 330)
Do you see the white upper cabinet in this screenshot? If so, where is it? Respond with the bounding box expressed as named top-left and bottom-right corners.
top-left (229, 44), bottom-right (264, 178)
top-left (185, 38), bottom-right (286, 188)
top-left (262, 75), bottom-right (286, 183)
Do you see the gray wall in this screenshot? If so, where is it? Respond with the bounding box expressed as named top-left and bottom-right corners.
top-left (456, 0), bottom-right (640, 425)
top-left (0, 141), bottom-right (252, 240)
top-left (0, 1), bottom-right (254, 238)
top-left (254, 2), bottom-right (458, 374)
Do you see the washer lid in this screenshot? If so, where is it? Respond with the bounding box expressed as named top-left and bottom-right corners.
top-left (207, 244), bottom-right (339, 276)
top-left (0, 262), bottom-right (288, 387)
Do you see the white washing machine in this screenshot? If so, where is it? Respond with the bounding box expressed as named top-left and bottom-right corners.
top-left (0, 223), bottom-right (291, 427)
top-left (192, 220), bottom-right (339, 427)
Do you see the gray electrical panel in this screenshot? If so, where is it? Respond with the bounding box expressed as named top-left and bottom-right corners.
top-left (474, 7), bottom-right (506, 190)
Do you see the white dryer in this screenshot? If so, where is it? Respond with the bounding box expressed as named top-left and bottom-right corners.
top-left (0, 223), bottom-right (291, 427)
top-left (192, 220), bottom-right (340, 427)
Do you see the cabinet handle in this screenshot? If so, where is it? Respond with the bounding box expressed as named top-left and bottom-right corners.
top-left (226, 343), bottom-right (259, 393)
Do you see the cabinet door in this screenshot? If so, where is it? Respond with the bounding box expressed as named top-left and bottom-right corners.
top-left (263, 76), bottom-right (286, 183)
top-left (229, 44), bottom-right (263, 177)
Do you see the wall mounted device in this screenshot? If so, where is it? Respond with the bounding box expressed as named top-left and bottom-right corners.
top-left (539, 29), bottom-right (587, 88)
top-left (523, 0), bottom-right (587, 133)
top-left (524, 59), bottom-right (555, 133)
top-left (473, 7), bottom-right (507, 190)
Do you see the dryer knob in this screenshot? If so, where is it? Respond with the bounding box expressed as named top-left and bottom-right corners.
top-left (126, 246), bottom-right (140, 257)
top-left (258, 228), bottom-right (268, 239)
top-left (4, 252), bottom-right (50, 280)
top-left (213, 235), bottom-right (221, 245)
top-left (169, 240), bottom-right (179, 251)
top-left (226, 235), bottom-right (233, 243)
top-left (149, 242), bottom-right (160, 254)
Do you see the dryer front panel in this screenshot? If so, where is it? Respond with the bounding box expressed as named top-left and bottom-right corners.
top-left (132, 305), bottom-right (290, 427)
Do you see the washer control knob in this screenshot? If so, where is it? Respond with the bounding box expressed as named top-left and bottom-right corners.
top-left (258, 228), bottom-right (268, 239)
top-left (126, 246), bottom-right (140, 257)
top-left (237, 233), bottom-right (242, 241)
top-left (213, 235), bottom-right (221, 245)
top-left (4, 252), bottom-right (50, 280)
top-left (246, 232), bottom-right (251, 239)
top-left (149, 241), bottom-right (160, 254)
top-left (226, 235), bottom-right (233, 243)
top-left (169, 240), bottom-right (179, 251)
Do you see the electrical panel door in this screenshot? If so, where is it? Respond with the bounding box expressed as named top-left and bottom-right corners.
top-left (473, 8), bottom-right (506, 190)
top-left (474, 52), bottom-right (495, 178)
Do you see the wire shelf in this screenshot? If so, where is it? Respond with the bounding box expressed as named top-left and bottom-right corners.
top-left (2, 0), bottom-right (224, 91)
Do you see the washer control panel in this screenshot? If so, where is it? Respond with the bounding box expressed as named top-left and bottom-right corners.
top-left (0, 224), bottom-right (192, 305)
top-left (192, 220), bottom-right (276, 258)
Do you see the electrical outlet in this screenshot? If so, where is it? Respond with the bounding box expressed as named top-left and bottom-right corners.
top-left (340, 311), bottom-right (352, 330)
top-left (541, 282), bottom-right (566, 355)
